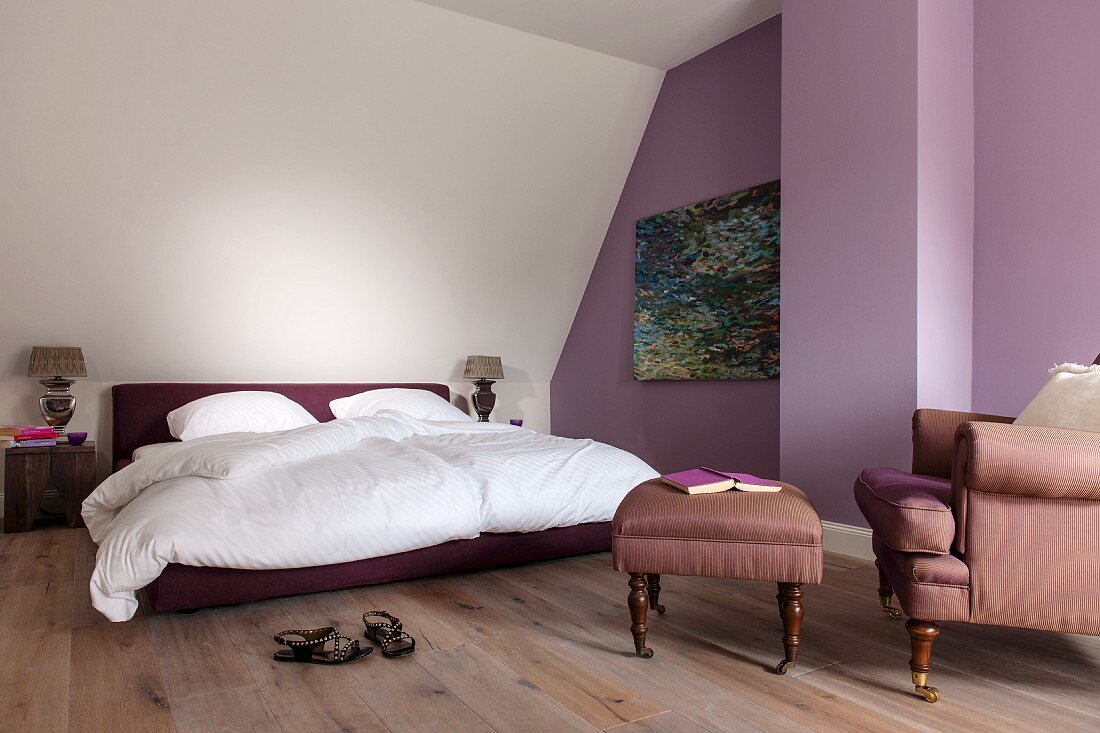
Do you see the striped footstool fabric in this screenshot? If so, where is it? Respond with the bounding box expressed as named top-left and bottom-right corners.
top-left (611, 480), bottom-right (824, 584)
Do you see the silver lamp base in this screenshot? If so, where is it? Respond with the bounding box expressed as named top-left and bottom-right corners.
top-left (39, 379), bottom-right (77, 435)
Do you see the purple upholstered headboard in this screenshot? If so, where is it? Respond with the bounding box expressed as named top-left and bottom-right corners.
top-left (111, 382), bottom-right (450, 470)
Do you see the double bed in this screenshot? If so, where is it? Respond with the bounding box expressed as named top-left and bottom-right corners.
top-left (86, 382), bottom-right (657, 621)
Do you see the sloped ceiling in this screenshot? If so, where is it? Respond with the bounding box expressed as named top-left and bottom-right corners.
top-left (412, 0), bottom-right (781, 69)
top-left (0, 0), bottom-right (664, 398)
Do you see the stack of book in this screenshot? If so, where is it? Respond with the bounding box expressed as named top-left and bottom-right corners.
top-left (0, 425), bottom-right (59, 449)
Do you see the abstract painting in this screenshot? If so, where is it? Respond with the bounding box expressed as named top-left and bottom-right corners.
top-left (633, 179), bottom-right (780, 381)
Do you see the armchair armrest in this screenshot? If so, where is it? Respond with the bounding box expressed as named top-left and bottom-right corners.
top-left (912, 409), bottom-right (1014, 479)
top-left (952, 421), bottom-right (1100, 554)
top-left (955, 422), bottom-right (1100, 500)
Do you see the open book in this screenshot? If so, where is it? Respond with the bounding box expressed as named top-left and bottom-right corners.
top-left (661, 467), bottom-right (782, 495)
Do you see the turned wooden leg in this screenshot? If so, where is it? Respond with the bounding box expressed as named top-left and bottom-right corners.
top-left (646, 573), bottom-right (665, 614)
top-left (775, 583), bottom-right (804, 674)
top-left (906, 618), bottom-right (941, 702)
top-left (876, 560), bottom-right (902, 619)
top-left (627, 573), bottom-right (653, 658)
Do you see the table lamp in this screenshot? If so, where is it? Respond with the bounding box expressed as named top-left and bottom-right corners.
top-left (463, 355), bottom-right (504, 422)
top-left (28, 346), bottom-right (87, 434)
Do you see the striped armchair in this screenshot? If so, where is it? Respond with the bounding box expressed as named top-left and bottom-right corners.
top-left (854, 355), bottom-right (1100, 703)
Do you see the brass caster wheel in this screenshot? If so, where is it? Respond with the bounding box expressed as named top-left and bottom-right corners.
top-left (879, 595), bottom-right (902, 619)
top-left (636, 647), bottom-right (654, 659)
top-left (915, 685), bottom-right (940, 703)
top-left (775, 659), bottom-right (796, 675)
top-left (653, 603), bottom-right (666, 615)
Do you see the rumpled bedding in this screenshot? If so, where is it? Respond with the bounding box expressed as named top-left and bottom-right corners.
top-left (82, 411), bottom-right (657, 621)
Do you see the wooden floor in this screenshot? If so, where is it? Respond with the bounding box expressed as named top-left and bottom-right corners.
top-left (3, 525), bottom-right (1099, 732)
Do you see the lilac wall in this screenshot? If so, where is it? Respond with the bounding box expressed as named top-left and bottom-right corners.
top-left (550, 17), bottom-right (781, 476)
top-left (973, 0), bottom-right (1100, 415)
top-left (917, 0), bottom-right (974, 410)
top-left (780, 1), bottom-right (920, 527)
top-left (781, 0), bottom-right (976, 526)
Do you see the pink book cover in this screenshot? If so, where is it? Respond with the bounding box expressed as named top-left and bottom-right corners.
top-left (702, 468), bottom-right (780, 489)
top-left (662, 467), bottom-right (733, 488)
top-left (662, 467), bottom-right (780, 489)
top-left (1, 426), bottom-right (56, 438)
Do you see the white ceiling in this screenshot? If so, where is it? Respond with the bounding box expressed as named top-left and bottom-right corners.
top-left (411, 0), bottom-right (781, 70)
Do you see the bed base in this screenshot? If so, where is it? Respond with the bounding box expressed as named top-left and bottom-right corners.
top-left (146, 521), bottom-right (611, 613)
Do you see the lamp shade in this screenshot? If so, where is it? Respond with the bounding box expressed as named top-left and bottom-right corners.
top-left (463, 355), bottom-right (504, 380)
top-left (28, 346), bottom-right (87, 378)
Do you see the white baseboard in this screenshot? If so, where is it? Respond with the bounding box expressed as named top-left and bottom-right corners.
top-left (822, 520), bottom-right (874, 561)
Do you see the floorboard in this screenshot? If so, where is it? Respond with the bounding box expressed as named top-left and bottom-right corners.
top-left (608, 712), bottom-right (710, 733)
top-left (416, 645), bottom-right (598, 732)
top-left (9, 524), bottom-right (1100, 733)
top-left (405, 579), bottom-right (666, 729)
top-left (0, 579), bottom-right (73, 731)
top-left (0, 530), bottom-right (20, 589)
top-left (216, 600), bottom-right (388, 733)
top-left (277, 588), bottom-right (496, 733)
top-left (442, 572), bottom-right (806, 733)
top-left (12, 527), bottom-right (75, 586)
top-left (68, 621), bottom-right (175, 732)
top-left (70, 529), bottom-right (102, 628)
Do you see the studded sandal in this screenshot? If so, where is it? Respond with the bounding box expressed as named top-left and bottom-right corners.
top-left (273, 627), bottom-right (371, 665)
top-left (362, 611), bottom-right (416, 657)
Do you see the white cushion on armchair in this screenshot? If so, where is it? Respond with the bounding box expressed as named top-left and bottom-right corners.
top-left (1015, 363), bottom-right (1100, 433)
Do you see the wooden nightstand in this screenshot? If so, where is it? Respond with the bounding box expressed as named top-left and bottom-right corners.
top-left (4, 441), bottom-right (97, 533)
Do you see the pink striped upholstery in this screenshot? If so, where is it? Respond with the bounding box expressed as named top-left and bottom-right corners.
top-left (612, 480), bottom-right (823, 584)
top-left (862, 403), bottom-right (1100, 637)
top-left (854, 468), bottom-right (954, 554)
top-left (958, 421), bottom-right (1100, 499)
top-left (966, 491), bottom-right (1100, 635)
top-left (912, 408), bottom-right (1013, 480)
top-left (953, 421), bottom-right (1100, 553)
top-left (873, 537), bottom-right (969, 622)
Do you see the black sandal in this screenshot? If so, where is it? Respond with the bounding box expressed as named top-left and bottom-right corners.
top-left (363, 611), bottom-right (416, 657)
top-left (273, 627), bottom-right (371, 664)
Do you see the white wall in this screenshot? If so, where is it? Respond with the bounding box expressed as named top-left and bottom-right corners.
top-left (0, 0), bottom-right (663, 447)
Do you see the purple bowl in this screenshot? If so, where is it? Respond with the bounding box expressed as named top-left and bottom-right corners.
top-left (67, 432), bottom-right (88, 446)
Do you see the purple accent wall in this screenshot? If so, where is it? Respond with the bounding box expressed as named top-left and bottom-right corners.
top-left (550, 17), bottom-right (781, 476)
top-left (972, 0), bottom-right (1100, 415)
top-left (781, 0), bottom-right (976, 526)
top-left (781, 1), bottom-right (919, 527)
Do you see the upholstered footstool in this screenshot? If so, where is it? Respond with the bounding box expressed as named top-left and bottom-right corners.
top-left (612, 479), bottom-right (824, 673)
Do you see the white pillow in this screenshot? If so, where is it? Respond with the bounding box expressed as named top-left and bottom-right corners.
top-left (1015, 363), bottom-right (1100, 433)
top-left (330, 388), bottom-right (472, 422)
top-left (167, 391), bottom-right (318, 441)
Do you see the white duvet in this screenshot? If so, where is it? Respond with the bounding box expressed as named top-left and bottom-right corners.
top-left (83, 411), bottom-right (657, 621)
